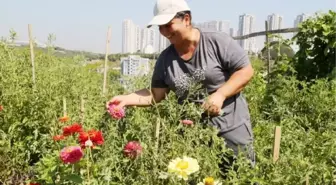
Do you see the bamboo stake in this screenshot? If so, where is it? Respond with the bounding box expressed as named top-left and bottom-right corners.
top-left (153, 118), bottom-right (161, 176)
top-left (103, 26), bottom-right (112, 95)
top-left (28, 24), bottom-right (36, 86)
top-left (273, 126), bottom-right (281, 163)
top-left (305, 174), bottom-right (309, 185)
top-left (80, 96), bottom-right (85, 124)
top-left (63, 97), bottom-right (67, 117)
top-left (155, 118), bottom-right (160, 151)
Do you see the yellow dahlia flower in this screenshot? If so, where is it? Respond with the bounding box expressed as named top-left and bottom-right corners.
top-left (168, 156), bottom-right (200, 180)
top-left (197, 177), bottom-right (222, 185)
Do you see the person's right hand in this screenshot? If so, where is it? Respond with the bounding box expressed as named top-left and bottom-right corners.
top-left (106, 95), bottom-right (129, 110)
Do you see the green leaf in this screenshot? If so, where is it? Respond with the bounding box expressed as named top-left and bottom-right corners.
top-left (313, 27), bottom-right (317, 33)
top-left (321, 24), bottom-right (329, 31)
top-left (329, 37), bottom-right (336, 48)
top-left (324, 46), bottom-right (329, 56)
top-left (64, 174), bottom-right (83, 184)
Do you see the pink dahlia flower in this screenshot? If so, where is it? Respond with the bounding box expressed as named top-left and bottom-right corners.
top-left (123, 141), bottom-right (142, 159)
top-left (180, 119), bottom-right (193, 126)
top-left (107, 103), bottom-right (125, 119)
top-left (60, 146), bottom-right (83, 164)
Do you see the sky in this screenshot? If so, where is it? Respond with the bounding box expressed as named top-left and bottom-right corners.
top-left (1, 0), bottom-right (335, 54)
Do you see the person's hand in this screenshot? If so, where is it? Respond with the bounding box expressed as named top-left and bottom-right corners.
top-left (202, 91), bottom-right (226, 116)
top-left (106, 95), bottom-right (129, 110)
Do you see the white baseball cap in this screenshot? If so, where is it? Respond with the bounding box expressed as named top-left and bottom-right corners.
top-left (147, 0), bottom-right (191, 28)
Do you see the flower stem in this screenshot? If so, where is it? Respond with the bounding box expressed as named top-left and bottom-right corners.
top-left (86, 148), bottom-right (90, 185)
top-left (89, 146), bottom-right (94, 162)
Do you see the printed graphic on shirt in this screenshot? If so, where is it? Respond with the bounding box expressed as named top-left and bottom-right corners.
top-left (173, 67), bottom-right (206, 98)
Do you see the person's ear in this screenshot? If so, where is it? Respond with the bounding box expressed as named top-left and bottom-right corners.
top-left (183, 14), bottom-right (191, 27)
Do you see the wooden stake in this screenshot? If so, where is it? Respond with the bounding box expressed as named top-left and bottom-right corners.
top-left (28, 24), bottom-right (36, 86)
top-left (155, 118), bottom-right (161, 151)
top-left (265, 21), bottom-right (271, 84)
top-left (80, 96), bottom-right (85, 124)
top-left (273, 126), bottom-right (281, 163)
top-left (305, 174), bottom-right (309, 185)
top-left (103, 26), bottom-right (112, 95)
top-left (153, 118), bottom-right (161, 172)
top-left (63, 97), bottom-right (67, 117)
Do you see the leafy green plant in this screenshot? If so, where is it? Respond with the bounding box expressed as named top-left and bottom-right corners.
top-left (293, 10), bottom-right (336, 81)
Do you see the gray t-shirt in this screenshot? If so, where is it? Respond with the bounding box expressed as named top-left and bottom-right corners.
top-left (151, 30), bottom-right (251, 133)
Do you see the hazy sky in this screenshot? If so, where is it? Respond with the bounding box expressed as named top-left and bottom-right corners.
top-left (1, 0), bottom-right (335, 54)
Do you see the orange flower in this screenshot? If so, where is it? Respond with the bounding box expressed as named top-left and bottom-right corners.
top-left (53, 135), bottom-right (65, 141)
top-left (0, 105), bottom-right (3, 112)
top-left (59, 116), bottom-right (70, 122)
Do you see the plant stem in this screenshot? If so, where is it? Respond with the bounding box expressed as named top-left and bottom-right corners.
top-left (86, 148), bottom-right (90, 185)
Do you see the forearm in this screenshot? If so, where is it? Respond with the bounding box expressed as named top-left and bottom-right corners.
top-left (126, 88), bottom-right (153, 107)
top-left (217, 64), bottom-right (254, 99)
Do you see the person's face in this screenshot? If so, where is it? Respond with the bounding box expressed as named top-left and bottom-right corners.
top-left (159, 14), bottom-right (191, 45)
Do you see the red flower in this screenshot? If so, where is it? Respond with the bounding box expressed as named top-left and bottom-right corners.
top-left (78, 129), bottom-right (104, 148)
top-left (53, 135), bottom-right (65, 141)
top-left (62, 123), bottom-right (83, 136)
top-left (28, 183), bottom-right (40, 185)
top-left (0, 105), bottom-right (3, 112)
top-left (78, 131), bottom-right (89, 143)
top-left (123, 141), bottom-right (142, 159)
top-left (89, 130), bottom-right (104, 145)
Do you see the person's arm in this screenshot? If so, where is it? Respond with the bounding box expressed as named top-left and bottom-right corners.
top-left (216, 63), bottom-right (254, 99)
top-left (202, 34), bottom-right (254, 116)
top-left (106, 87), bottom-right (169, 109)
top-left (109, 50), bottom-right (170, 109)
top-left (125, 88), bottom-right (170, 106)
top-left (217, 36), bottom-right (254, 99)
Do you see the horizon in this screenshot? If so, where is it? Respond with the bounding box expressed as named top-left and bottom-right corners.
top-left (1, 0), bottom-right (335, 54)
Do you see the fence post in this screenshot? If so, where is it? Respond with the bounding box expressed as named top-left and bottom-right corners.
top-left (103, 26), bottom-right (112, 95)
top-left (264, 20), bottom-right (271, 84)
top-left (28, 24), bottom-right (36, 87)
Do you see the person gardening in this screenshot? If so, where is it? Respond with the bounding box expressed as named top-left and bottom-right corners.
top-left (107, 0), bottom-right (256, 178)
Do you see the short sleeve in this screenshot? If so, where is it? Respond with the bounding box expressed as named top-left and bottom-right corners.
top-left (151, 52), bottom-right (169, 88)
top-left (215, 33), bottom-right (250, 72)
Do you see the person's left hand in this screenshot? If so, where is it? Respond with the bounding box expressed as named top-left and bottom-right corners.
top-left (202, 91), bottom-right (226, 116)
